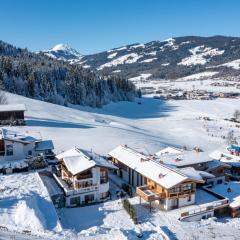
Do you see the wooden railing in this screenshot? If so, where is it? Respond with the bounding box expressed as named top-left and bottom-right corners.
top-left (76, 173), bottom-right (93, 180)
top-left (136, 185), bottom-right (166, 202)
top-left (53, 173), bottom-right (98, 196)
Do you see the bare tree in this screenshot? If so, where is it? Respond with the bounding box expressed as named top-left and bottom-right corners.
top-left (0, 91), bottom-right (7, 105)
top-left (233, 110), bottom-right (240, 120)
top-left (226, 130), bottom-right (238, 145)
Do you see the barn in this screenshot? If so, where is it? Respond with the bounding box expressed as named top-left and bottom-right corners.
top-left (0, 104), bottom-right (26, 125)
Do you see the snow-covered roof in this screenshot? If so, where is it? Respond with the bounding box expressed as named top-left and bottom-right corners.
top-left (0, 128), bottom-right (40, 143)
top-left (209, 148), bottom-right (240, 167)
top-left (208, 182), bottom-right (240, 208)
top-left (154, 149), bottom-right (212, 168)
top-left (63, 156), bottom-right (96, 176)
top-left (56, 148), bottom-right (81, 159)
top-left (0, 104), bottom-right (26, 112)
top-left (108, 145), bottom-right (201, 189)
top-left (206, 160), bottom-right (231, 171)
top-left (178, 167), bottom-right (214, 182)
top-left (35, 140), bottom-right (54, 151)
top-left (155, 146), bottom-right (183, 156)
top-left (57, 147), bottom-right (117, 175)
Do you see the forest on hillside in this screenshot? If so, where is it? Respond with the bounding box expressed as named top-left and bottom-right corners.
top-left (0, 41), bottom-right (138, 107)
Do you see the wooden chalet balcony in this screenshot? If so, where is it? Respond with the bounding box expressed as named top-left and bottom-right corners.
top-left (53, 173), bottom-right (98, 196)
top-left (76, 173), bottom-right (93, 180)
top-left (136, 185), bottom-right (166, 202)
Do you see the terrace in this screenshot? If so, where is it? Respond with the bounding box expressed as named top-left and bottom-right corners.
top-left (53, 173), bottom-right (98, 196)
top-left (136, 185), bottom-right (166, 202)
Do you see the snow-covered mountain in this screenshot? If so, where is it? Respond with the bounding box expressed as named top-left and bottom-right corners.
top-left (44, 36), bottom-right (240, 81)
top-left (43, 43), bottom-right (82, 64)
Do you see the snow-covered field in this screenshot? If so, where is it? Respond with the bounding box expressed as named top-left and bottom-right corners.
top-left (2, 91), bottom-right (240, 239)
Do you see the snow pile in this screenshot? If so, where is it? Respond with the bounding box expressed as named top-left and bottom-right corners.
top-left (178, 45), bottom-right (225, 66)
top-left (0, 172), bottom-right (62, 233)
top-left (98, 53), bottom-right (143, 70)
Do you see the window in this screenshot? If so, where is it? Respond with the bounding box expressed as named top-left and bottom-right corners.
top-left (28, 150), bottom-right (32, 156)
top-left (100, 192), bottom-right (109, 199)
top-left (217, 179), bottom-right (223, 184)
top-left (6, 145), bottom-right (13, 156)
top-left (75, 180), bottom-right (93, 189)
top-left (100, 170), bottom-right (108, 184)
top-left (169, 186), bottom-right (181, 194)
top-left (159, 199), bottom-right (165, 205)
top-left (70, 196), bottom-right (80, 206)
top-left (182, 183), bottom-right (192, 192)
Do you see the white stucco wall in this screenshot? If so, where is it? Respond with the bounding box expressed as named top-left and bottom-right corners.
top-left (99, 182), bottom-right (109, 194)
top-left (178, 193), bottom-right (196, 208)
top-left (0, 140), bottom-right (36, 162)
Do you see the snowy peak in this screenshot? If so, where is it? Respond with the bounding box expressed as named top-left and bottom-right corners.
top-left (51, 43), bottom-right (71, 51)
top-left (44, 43), bottom-right (82, 64)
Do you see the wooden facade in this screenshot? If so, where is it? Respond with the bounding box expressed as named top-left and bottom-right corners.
top-left (0, 110), bottom-right (25, 125)
top-left (136, 179), bottom-right (196, 203)
top-left (110, 155), bottom-right (197, 210)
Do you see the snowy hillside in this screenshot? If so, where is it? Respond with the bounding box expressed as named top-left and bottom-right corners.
top-left (45, 36), bottom-right (240, 81)
top-left (2, 92), bottom-right (240, 239)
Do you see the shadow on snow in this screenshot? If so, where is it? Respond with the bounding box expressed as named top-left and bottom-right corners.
top-left (74, 97), bottom-right (177, 120)
top-left (26, 118), bottom-right (94, 129)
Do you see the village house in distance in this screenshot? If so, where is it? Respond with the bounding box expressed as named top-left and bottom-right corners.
top-left (0, 104), bottom-right (26, 126)
top-left (0, 128), bottom-right (55, 174)
top-left (54, 147), bottom-right (117, 207)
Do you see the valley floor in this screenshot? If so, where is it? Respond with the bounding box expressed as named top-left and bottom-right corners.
top-left (1, 92), bottom-right (240, 239)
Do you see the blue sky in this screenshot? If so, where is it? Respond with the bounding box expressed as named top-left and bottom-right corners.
top-left (0, 0), bottom-right (239, 54)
